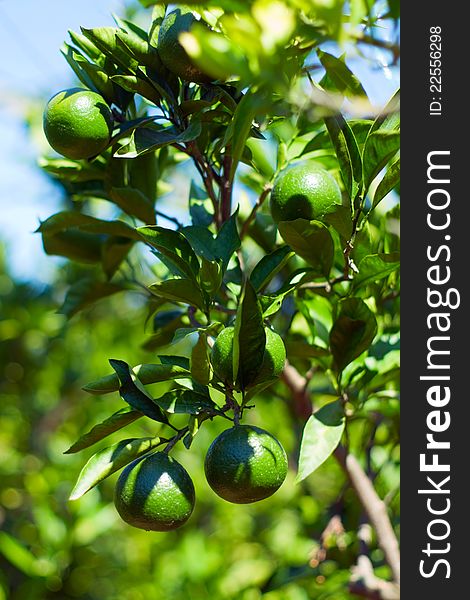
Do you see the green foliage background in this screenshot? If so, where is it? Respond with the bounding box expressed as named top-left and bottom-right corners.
top-left (1, 1), bottom-right (400, 598)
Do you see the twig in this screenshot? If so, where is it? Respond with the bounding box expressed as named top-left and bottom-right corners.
top-left (280, 361), bottom-right (401, 592)
top-left (156, 210), bottom-right (184, 229)
top-left (240, 185), bottom-right (272, 239)
top-left (221, 154), bottom-right (233, 223)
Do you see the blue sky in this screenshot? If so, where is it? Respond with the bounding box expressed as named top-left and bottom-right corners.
top-left (0, 1), bottom-right (399, 285)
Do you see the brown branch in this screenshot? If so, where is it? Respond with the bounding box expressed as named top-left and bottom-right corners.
top-left (280, 361), bottom-right (400, 593)
top-left (240, 185), bottom-right (272, 239)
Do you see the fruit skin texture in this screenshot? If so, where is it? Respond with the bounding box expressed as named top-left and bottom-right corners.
top-left (43, 88), bottom-right (113, 160)
top-left (270, 162), bottom-right (342, 223)
top-left (158, 8), bottom-right (212, 83)
top-left (211, 326), bottom-right (286, 386)
top-left (114, 452), bottom-right (195, 531)
top-left (204, 425), bottom-right (288, 504)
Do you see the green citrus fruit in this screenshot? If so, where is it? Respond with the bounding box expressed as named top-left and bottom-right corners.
top-left (211, 326), bottom-right (286, 386)
top-left (114, 452), bottom-right (195, 531)
top-left (204, 425), bottom-right (288, 503)
top-left (43, 88), bottom-right (113, 160)
top-left (158, 8), bottom-right (212, 83)
top-left (270, 162), bottom-right (342, 223)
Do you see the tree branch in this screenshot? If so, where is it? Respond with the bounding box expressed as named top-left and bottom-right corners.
top-left (280, 361), bottom-right (400, 593)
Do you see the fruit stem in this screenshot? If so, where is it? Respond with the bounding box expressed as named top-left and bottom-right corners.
top-left (163, 427), bottom-right (189, 454)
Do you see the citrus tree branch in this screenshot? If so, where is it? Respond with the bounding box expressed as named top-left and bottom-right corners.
top-left (280, 360), bottom-right (400, 591)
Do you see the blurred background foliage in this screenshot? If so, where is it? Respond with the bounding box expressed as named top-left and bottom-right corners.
top-left (0, 0), bottom-right (399, 598)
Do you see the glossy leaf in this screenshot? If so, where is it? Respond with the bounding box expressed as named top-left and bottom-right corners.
top-left (69, 436), bottom-right (162, 500)
top-left (250, 246), bottom-right (294, 292)
top-left (83, 363), bottom-right (190, 395)
top-left (373, 157), bottom-right (400, 209)
top-left (37, 211), bottom-right (140, 240)
top-left (137, 225), bottom-right (200, 281)
top-left (353, 253), bottom-right (400, 290)
top-left (215, 212), bottom-right (241, 271)
top-left (324, 114), bottom-right (362, 201)
top-left (109, 359), bottom-right (169, 424)
top-left (296, 400), bottom-right (345, 482)
top-left (330, 298), bottom-right (378, 373)
top-left (318, 50), bottom-right (367, 98)
top-left (64, 408), bottom-right (143, 454)
top-left (149, 279), bottom-right (206, 311)
top-left (153, 389), bottom-right (215, 414)
top-left (115, 121), bottom-right (202, 158)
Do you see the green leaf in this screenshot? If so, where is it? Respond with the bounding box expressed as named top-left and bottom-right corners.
top-left (59, 280), bottom-right (127, 317)
top-left (137, 225), bottom-right (200, 281)
top-left (260, 281), bottom-right (299, 318)
top-left (353, 253), bottom-right (400, 290)
top-left (181, 226), bottom-right (216, 261)
top-left (41, 229), bottom-right (103, 264)
top-left (278, 220), bottom-right (334, 277)
top-left (362, 130), bottom-right (400, 192)
top-left (116, 121), bottom-right (202, 158)
top-left (101, 236), bottom-right (134, 279)
top-left (318, 50), bottom-right (367, 98)
top-left (83, 363), bottom-right (190, 395)
top-left (37, 211), bottom-right (140, 240)
top-left (363, 90), bottom-right (400, 190)
top-left (149, 279), bottom-right (206, 311)
top-left (109, 187), bottom-right (156, 223)
top-left (61, 44), bottom-right (115, 103)
top-left (215, 212), bottom-right (241, 271)
top-left (191, 332), bottom-right (211, 386)
top-left (109, 359), bottom-right (169, 424)
top-left (64, 408), bottom-right (142, 454)
top-left (329, 298), bottom-right (378, 373)
top-left (0, 532), bottom-right (40, 577)
top-left (296, 400), bottom-right (345, 483)
top-left (226, 93), bottom-right (264, 182)
top-left (199, 257), bottom-right (223, 296)
top-left (372, 158), bottom-right (400, 209)
top-left (233, 280), bottom-right (266, 389)
top-left (69, 436), bottom-right (162, 500)
top-left (81, 27), bottom-right (138, 71)
top-left (110, 74), bottom-right (161, 104)
top-left (153, 389), bottom-right (215, 414)
top-left (189, 180), bottom-right (214, 226)
top-left (250, 246), bottom-right (294, 292)
top-left (324, 114), bottom-right (363, 202)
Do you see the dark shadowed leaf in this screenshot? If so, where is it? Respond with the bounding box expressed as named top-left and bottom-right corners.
top-left (64, 408), bottom-right (143, 454)
top-left (116, 121), bottom-right (202, 158)
top-left (153, 389), bottom-right (216, 414)
top-left (69, 436), bottom-right (162, 500)
top-left (109, 188), bottom-right (156, 223)
top-left (109, 359), bottom-right (169, 423)
top-left (233, 280), bottom-right (266, 389)
top-left (330, 298), bottom-right (377, 373)
top-left (296, 400), bottom-right (345, 482)
top-left (278, 220), bottom-right (334, 277)
top-left (215, 211), bottom-right (241, 271)
top-left (59, 280), bottom-right (127, 317)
